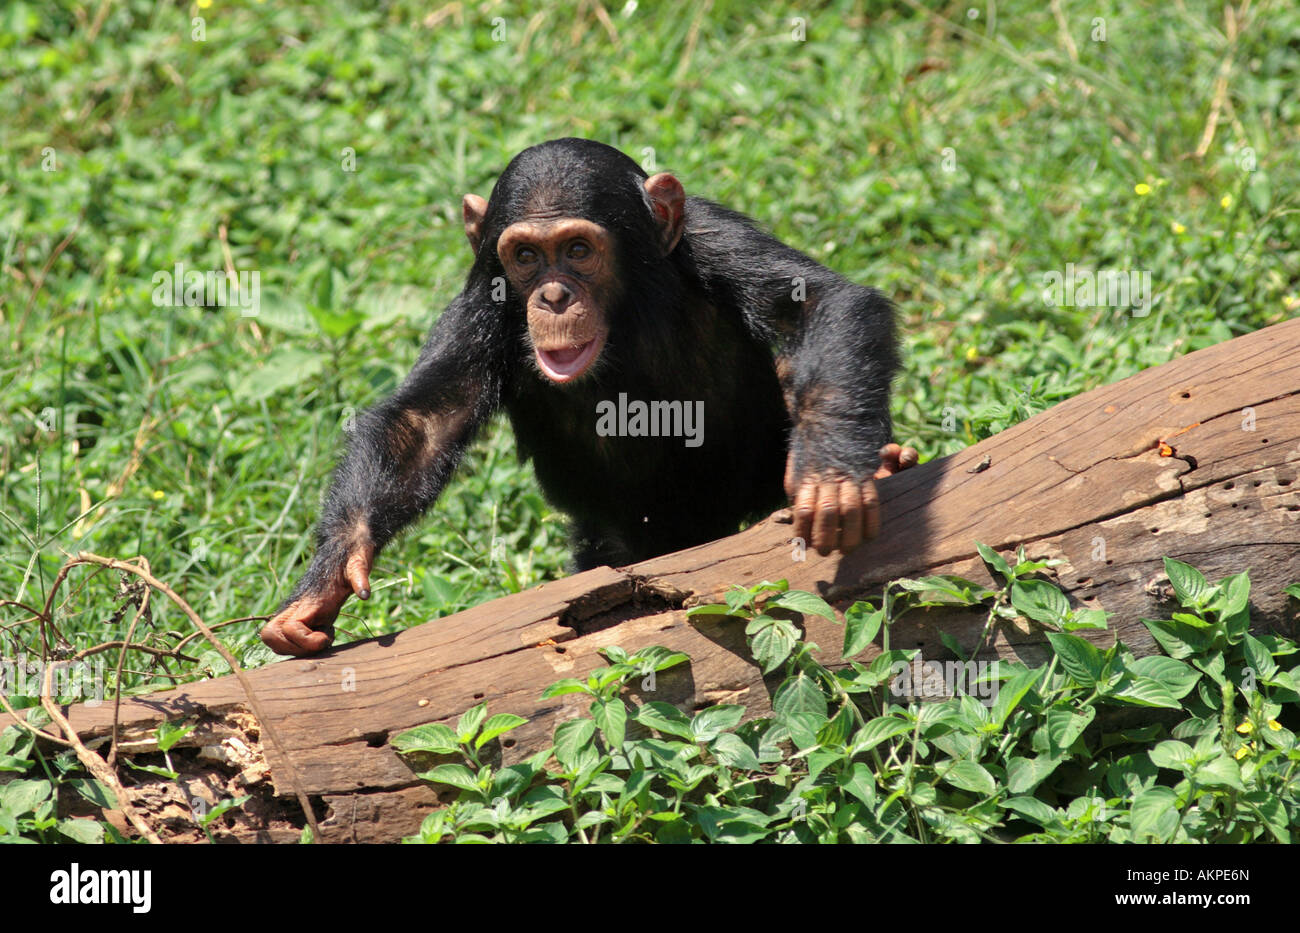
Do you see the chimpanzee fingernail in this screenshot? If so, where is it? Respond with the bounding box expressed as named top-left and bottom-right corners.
top-left (358, 588), bottom-right (370, 600)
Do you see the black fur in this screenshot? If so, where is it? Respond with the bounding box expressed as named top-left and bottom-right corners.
top-left (288, 138), bottom-right (897, 602)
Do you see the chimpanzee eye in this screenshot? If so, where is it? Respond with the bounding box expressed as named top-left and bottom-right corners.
top-left (567, 240), bottom-right (591, 260)
top-left (515, 246), bottom-right (539, 265)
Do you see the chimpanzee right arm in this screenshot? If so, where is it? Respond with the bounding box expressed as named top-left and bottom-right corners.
top-left (260, 281), bottom-right (515, 656)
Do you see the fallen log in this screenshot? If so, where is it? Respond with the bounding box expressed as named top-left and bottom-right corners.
top-left (12, 319), bottom-right (1300, 842)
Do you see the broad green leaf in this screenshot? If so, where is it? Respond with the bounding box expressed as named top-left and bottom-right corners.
top-left (780, 711), bottom-right (827, 750)
top-left (1011, 579), bottom-right (1070, 627)
top-left (838, 763), bottom-right (877, 808)
top-left (1194, 753), bottom-right (1245, 791)
top-left (1127, 656), bottom-right (1201, 699)
top-left (751, 618), bottom-right (798, 673)
top-left (843, 601), bottom-right (884, 657)
top-left (1043, 704), bottom-right (1095, 753)
top-left (589, 699), bottom-right (627, 747)
top-left (975, 542), bottom-right (1012, 582)
top-left (1129, 786), bottom-right (1180, 841)
top-left (1046, 633), bottom-right (1102, 686)
top-left (633, 702), bottom-right (695, 740)
top-left (1000, 796), bottom-right (1058, 827)
top-left (67, 779), bottom-right (115, 809)
top-left (805, 748), bottom-right (842, 781)
top-left (992, 664), bottom-right (1043, 728)
top-left (941, 760), bottom-right (996, 797)
top-left (690, 705), bottom-right (745, 742)
top-left (851, 717), bottom-right (912, 754)
top-left (772, 672), bottom-right (828, 721)
top-left (1144, 618), bottom-right (1211, 659)
top-left (476, 713), bottom-right (529, 750)
top-left (1112, 676), bottom-right (1181, 709)
top-left (1006, 756), bottom-right (1061, 794)
top-left (456, 702), bottom-right (489, 743)
top-left (155, 721), bottom-right (195, 753)
top-left (540, 679), bottom-right (591, 698)
top-left (686, 603), bottom-right (737, 617)
top-left (768, 590), bottom-right (837, 622)
top-left (637, 647), bottom-right (690, 671)
top-left (416, 764), bottom-right (480, 794)
top-left (710, 733), bottom-right (762, 770)
top-left (392, 723), bottom-right (459, 755)
top-left (1148, 740), bottom-right (1195, 772)
top-left (1242, 634), bottom-right (1278, 680)
top-left (1163, 557), bottom-right (1209, 607)
top-left (891, 575), bottom-right (991, 605)
top-left (553, 719), bottom-right (598, 770)
top-left (1243, 790), bottom-right (1291, 843)
top-left (1063, 607), bottom-right (1109, 631)
top-left (57, 819), bottom-right (105, 844)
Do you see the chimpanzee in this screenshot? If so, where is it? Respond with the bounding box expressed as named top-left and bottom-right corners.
top-left (260, 138), bottom-right (914, 656)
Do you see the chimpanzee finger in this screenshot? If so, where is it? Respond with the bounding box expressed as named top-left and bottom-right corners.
top-left (874, 443), bottom-right (920, 479)
top-left (838, 479), bottom-right (864, 551)
top-left (346, 551), bottom-right (372, 601)
top-left (792, 476), bottom-right (819, 548)
top-left (812, 480), bottom-right (841, 554)
top-left (260, 615), bottom-right (329, 656)
top-left (861, 479), bottom-right (881, 541)
top-left (281, 618), bottom-right (334, 656)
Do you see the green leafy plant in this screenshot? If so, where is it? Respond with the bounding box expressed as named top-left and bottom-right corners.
top-left (396, 550), bottom-right (1300, 843)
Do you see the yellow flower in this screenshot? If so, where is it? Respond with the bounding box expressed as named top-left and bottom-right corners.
top-left (1267, 719), bottom-right (1282, 731)
top-left (1234, 744), bottom-right (1250, 760)
top-left (1220, 194), bottom-right (1233, 209)
top-left (1236, 720), bottom-right (1253, 734)
top-left (197, 0), bottom-right (212, 7)
top-left (1134, 183), bottom-right (1152, 196)
top-left (151, 489), bottom-right (166, 500)
top-left (965, 346), bottom-right (978, 362)
top-left (1170, 221), bottom-right (1186, 234)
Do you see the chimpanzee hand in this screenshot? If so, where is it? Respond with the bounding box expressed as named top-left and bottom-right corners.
top-left (785, 443), bottom-right (919, 555)
top-left (260, 545), bottom-right (374, 656)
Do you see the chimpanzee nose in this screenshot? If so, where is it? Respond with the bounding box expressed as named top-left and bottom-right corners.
top-left (539, 282), bottom-right (572, 312)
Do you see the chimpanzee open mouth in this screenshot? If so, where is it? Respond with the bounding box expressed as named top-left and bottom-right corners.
top-left (535, 336), bottom-right (603, 383)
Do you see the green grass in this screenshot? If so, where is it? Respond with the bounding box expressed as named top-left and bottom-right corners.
top-left (1, 0), bottom-right (1297, 678)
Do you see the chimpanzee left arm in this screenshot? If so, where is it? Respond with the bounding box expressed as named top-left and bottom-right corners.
top-left (679, 197), bottom-right (902, 554)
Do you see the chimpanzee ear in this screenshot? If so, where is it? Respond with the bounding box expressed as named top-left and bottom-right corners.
top-left (463, 194), bottom-right (489, 254)
top-left (644, 173), bottom-right (686, 256)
